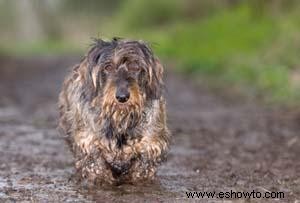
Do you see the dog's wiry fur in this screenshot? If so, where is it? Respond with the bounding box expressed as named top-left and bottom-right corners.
top-left (58, 38), bottom-right (170, 184)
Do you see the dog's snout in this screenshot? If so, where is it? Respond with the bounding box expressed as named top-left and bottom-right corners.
top-left (116, 90), bottom-right (130, 103)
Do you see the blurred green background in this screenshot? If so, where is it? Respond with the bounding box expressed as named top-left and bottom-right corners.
top-left (1, 0), bottom-right (300, 104)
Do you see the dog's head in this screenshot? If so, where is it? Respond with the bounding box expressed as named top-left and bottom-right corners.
top-left (84, 38), bottom-right (164, 133)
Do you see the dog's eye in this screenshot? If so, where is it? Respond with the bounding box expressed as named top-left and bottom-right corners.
top-left (104, 65), bottom-right (114, 72)
top-left (128, 62), bottom-right (140, 72)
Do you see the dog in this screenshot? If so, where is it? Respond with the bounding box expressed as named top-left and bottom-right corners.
top-left (58, 38), bottom-right (170, 184)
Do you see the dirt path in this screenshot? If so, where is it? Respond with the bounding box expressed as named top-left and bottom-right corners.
top-left (0, 56), bottom-right (299, 202)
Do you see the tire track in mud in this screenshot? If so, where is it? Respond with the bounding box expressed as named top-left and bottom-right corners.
top-left (0, 56), bottom-right (299, 202)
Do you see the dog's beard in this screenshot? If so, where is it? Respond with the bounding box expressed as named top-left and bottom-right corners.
top-left (101, 82), bottom-right (144, 135)
top-left (102, 102), bottom-right (143, 134)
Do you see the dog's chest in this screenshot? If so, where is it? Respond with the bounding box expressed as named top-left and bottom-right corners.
top-left (108, 123), bottom-right (144, 149)
top-left (103, 108), bottom-right (151, 147)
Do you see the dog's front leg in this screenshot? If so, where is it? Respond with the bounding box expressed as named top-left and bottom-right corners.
top-left (134, 133), bottom-right (169, 163)
top-left (124, 134), bottom-right (169, 180)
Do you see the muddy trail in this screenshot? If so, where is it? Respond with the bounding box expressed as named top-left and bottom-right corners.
top-left (0, 56), bottom-right (299, 203)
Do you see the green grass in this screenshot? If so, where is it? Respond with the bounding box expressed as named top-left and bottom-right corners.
top-left (156, 6), bottom-right (275, 65)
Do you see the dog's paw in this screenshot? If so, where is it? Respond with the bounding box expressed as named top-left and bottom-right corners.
top-left (135, 141), bottom-right (162, 162)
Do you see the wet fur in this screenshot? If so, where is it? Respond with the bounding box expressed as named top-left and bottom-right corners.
top-left (58, 38), bottom-right (170, 184)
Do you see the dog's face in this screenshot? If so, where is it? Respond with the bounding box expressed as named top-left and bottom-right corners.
top-left (85, 39), bottom-right (164, 132)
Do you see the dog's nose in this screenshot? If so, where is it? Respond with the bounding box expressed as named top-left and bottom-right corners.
top-left (116, 92), bottom-right (130, 103)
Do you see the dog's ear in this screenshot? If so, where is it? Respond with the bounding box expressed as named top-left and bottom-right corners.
top-left (136, 41), bottom-right (164, 100)
top-left (147, 58), bottom-right (164, 100)
top-left (86, 39), bottom-right (113, 89)
top-left (87, 39), bottom-right (110, 67)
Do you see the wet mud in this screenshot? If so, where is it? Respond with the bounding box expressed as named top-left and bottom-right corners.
top-left (0, 56), bottom-right (299, 202)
